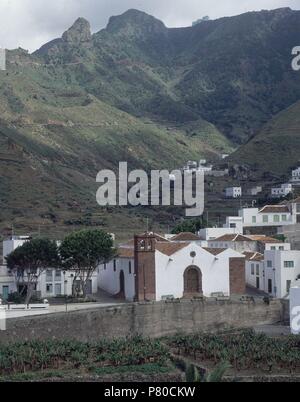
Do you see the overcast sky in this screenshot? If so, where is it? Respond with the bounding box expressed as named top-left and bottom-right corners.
top-left (0, 0), bottom-right (300, 52)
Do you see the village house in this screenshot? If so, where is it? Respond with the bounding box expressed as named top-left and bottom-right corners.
top-left (271, 183), bottom-right (293, 198)
top-left (244, 246), bottom-right (300, 298)
top-left (264, 249), bottom-right (300, 298)
top-left (244, 251), bottom-right (265, 292)
top-left (225, 186), bottom-right (242, 198)
top-left (238, 205), bottom-right (297, 229)
top-left (1, 236), bottom-right (98, 300)
top-left (98, 232), bottom-right (246, 301)
top-left (291, 167), bottom-right (300, 184)
top-left (246, 186), bottom-right (263, 196)
top-left (207, 234), bottom-right (285, 254)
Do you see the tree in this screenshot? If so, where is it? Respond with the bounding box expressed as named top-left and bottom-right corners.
top-left (6, 238), bottom-right (59, 304)
top-left (171, 217), bottom-right (209, 235)
top-left (59, 229), bottom-right (115, 298)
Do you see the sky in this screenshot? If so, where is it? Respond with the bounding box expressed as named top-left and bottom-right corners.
top-left (0, 0), bottom-right (300, 52)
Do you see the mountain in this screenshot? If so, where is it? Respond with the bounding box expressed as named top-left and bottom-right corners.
top-left (34, 7), bottom-right (300, 143)
top-left (1, 7), bottom-right (300, 237)
top-left (230, 100), bottom-right (300, 175)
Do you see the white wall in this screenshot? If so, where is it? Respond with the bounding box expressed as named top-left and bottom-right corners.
top-left (98, 258), bottom-right (135, 301)
top-left (37, 269), bottom-right (98, 298)
top-left (199, 227), bottom-right (237, 241)
top-left (208, 240), bottom-right (257, 253)
top-left (223, 217), bottom-right (244, 233)
top-left (264, 250), bottom-right (300, 298)
top-left (154, 244), bottom-right (243, 300)
top-left (0, 266), bottom-right (16, 298)
top-left (3, 238), bottom-right (28, 263)
top-left (239, 208), bottom-right (296, 227)
top-left (245, 260), bottom-right (264, 291)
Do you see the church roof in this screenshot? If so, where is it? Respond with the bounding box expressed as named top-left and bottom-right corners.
top-left (155, 242), bottom-right (190, 256)
top-left (202, 248), bottom-right (227, 256)
top-left (117, 247), bottom-right (134, 259)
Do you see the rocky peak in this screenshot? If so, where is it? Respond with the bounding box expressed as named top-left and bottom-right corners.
top-left (62, 17), bottom-right (92, 43)
top-left (106, 9), bottom-right (166, 36)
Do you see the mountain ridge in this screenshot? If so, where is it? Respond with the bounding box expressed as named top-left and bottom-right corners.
top-left (1, 7), bottom-right (300, 236)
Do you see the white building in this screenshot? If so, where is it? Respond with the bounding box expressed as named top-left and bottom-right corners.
top-left (239, 205), bottom-right (296, 228)
top-left (98, 233), bottom-right (246, 301)
top-left (2, 236), bottom-right (98, 299)
top-left (271, 183), bottom-right (293, 198)
top-left (223, 216), bottom-right (244, 233)
top-left (244, 247), bottom-right (300, 298)
top-left (198, 227), bottom-right (240, 242)
top-left (225, 187), bottom-right (242, 198)
top-left (244, 252), bottom-right (265, 292)
top-left (291, 167), bottom-right (300, 183)
top-left (0, 265), bottom-right (16, 300)
top-left (264, 249), bottom-right (300, 298)
top-left (246, 186), bottom-right (262, 196)
top-left (207, 234), bottom-right (286, 254)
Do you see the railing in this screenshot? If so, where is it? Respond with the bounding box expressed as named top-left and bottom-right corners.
top-left (0, 302), bottom-right (49, 311)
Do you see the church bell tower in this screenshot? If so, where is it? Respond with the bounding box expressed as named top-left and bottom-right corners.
top-left (134, 233), bottom-right (156, 302)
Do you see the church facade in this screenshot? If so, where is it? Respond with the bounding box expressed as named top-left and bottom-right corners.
top-left (98, 233), bottom-right (246, 302)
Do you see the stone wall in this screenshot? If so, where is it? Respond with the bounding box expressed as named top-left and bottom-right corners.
top-left (0, 299), bottom-right (285, 344)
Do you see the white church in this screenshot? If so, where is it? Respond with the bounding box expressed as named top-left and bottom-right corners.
top-left (98, 232), bottom-right (246, 302)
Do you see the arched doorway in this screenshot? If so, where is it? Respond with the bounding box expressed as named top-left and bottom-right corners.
top-left (183, 266), bottom-right (202, 297)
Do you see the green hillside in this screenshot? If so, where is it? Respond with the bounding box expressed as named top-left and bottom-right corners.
top-left (1, 7), bottom-right (300, 237)
top-left (230, 100), bottom-right (300, 175)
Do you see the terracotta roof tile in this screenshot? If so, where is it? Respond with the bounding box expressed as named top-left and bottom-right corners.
top-left (156, 242), bottom-right (190, 256)
top-left (259, 205), bottom-right (289, 213)
top-left (243, 251), bottom-right (264, 262)
top-left (212, 234), bottom-right (251, 242)
top-left (171, 232), bottom-right (200, 241)
top-left (117, 247), bottom-right (134, 259)
top-left (246, 235), bottom-right (281, 244)
top-left (203, 248), bottom-right (227, 256)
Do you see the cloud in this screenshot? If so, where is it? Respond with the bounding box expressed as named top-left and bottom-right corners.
top-left (0, 0), bottom-right (299, 52)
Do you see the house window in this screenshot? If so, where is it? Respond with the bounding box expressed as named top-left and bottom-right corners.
top-left (284, 261), bottom-right (294, 268)
top-left (286, 280), bottom-right (292, 293)
top-left (282, 215), bottom-right (287, 221)
top-left (256, 265), bottom-right (260, 276)
top-left (113, 260), bottom-right (117, 272)
top-left (274, 215), bottom-right (280, 223)
top-left (46, 270), bottom-right (53, 282)
top-left (263, 215), bottom-right (269, 223)
top-left (230, 223), bottom-right (236, 228)
top-left (279, 246), bottom-right (284, 251)
top-left (129, 261), bottom-right (132, 274)
top-left (46, 284), bottom-right (53, 294)
top-left (271, 246), bottom-right (276, 251)
top-left (104, 263), bottom-right (107, 271)
top-left (251, 264), bottom-right (255, 275)
top-left (55, 270), bottom-right (62, 281)
top-left (267, 260), bottom-right (272, 268)
top-left (252, 216), bottom-right (256, 223)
